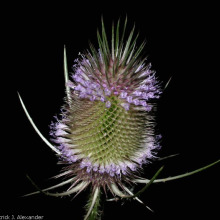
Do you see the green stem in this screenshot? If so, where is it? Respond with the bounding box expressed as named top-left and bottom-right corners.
top-left (84, 187), bottom-right (101, 220)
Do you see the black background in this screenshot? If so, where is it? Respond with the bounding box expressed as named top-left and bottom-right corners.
top-left (4, 2), bottom-right (220, 220)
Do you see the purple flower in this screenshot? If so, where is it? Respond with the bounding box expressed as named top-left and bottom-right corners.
top-left (127, 96), bottom-right (133, 103)
top-left (133, 99), bottom-right (140, 105)
top-left (105, 88), bottom-right (111, 96)
top-left (119, 91), bottom-right (127, 98)
top-left (121, 103), bottom-right (130, 110)
top-left (106, 101), bottom-right (111, 108)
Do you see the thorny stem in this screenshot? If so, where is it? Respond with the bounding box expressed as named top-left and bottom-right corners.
top-left (84, 187), bottom-right (101, 220)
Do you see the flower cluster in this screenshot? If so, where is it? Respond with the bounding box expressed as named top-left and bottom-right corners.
top-left (68, 55), bottom-right (161, 112)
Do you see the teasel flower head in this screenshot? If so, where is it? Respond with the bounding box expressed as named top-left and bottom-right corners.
top-left (48, 18), bottom-right (162, 218)
top-left (19, 17), bottom-right (220, 220)
top-left (50, 19), bottom-right (161, 182)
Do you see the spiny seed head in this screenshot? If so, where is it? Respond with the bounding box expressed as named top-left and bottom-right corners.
top-left (50, 19), bottom-right (162, 190)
